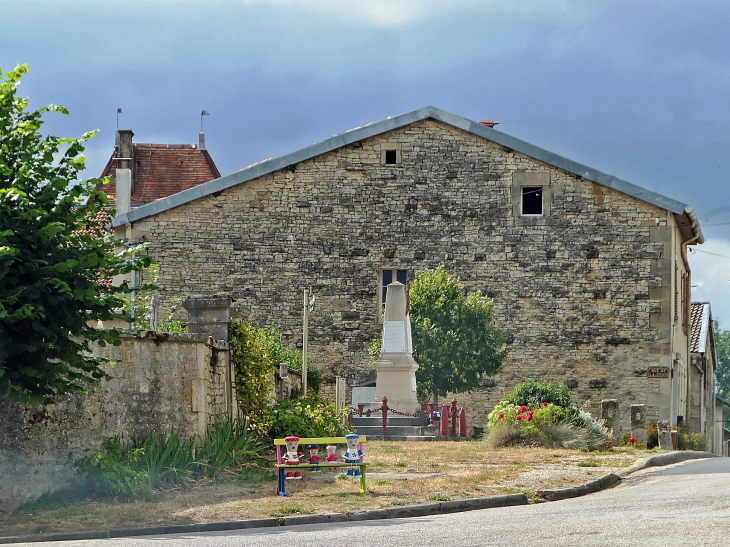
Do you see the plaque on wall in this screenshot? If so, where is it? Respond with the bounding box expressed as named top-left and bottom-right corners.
top-left (382, 321), bottom-right (406, 353)
top-left (647, 366), bottom-right (670, 379)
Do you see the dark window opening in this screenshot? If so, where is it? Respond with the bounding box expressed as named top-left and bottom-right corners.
top-left (381, 269), bottom-right (407, 306)
top-left (385, 149), bottom-right (397, 164)
top-left (521, 186), bottom-right (543, 215)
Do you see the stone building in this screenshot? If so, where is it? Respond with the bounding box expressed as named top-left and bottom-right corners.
top-left (689, 302), bottom-right (723, 453)
top-left (111, 106), bottom-right (704, 434)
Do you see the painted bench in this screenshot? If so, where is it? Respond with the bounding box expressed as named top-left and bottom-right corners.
top-left (274, 436), bottom-right (368, 496)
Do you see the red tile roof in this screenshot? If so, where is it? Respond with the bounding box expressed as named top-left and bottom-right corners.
top-left (98, 143), bottom-right (220, 207)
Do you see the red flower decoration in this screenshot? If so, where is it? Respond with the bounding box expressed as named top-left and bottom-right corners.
top-left (499, 413), bottom-right (505, 422)
top-left (516, 415), bottom-right (523, 420)
top-left (629, 437), bottom-right (636, 444)
top-left (519, 406), bottom-right (527, 413)
top-left (527, 411), bottom-right (534, 421)
top-left (543, 402), bottom-right (548, 406)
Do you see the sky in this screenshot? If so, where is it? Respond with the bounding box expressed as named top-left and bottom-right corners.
top-left (2, 0), bottom-right (730, 325)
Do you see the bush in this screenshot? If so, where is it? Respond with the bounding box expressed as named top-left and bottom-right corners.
top-left (503, 379), bottom-right (572, 408)
top-left (646, 423), bottom-right (658, 449)
top-left (265, 323), bottom-right (321, 393)
top-left (74, 418), bottom-right (266, 499)
top-left (269, 395), bottom-right (353, 439)
top-left (677, 426), bottom-right (706, 451)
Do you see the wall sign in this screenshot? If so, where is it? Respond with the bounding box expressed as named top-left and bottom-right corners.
top-left (647, 366), bottom-right (670, 379)
top-left (382, 321), bottom-right (406, 353)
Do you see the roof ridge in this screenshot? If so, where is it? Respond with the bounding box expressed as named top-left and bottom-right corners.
top-left (112, 106), bottom-right (701, 232)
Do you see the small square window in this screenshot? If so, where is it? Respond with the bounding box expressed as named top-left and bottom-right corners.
top-left (385, 149), bottom-right (397, 164)
top-left (521, 186), bottom-right (543, 216)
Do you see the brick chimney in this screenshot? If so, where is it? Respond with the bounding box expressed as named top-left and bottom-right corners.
top-left (116, 129), bottom-right (134, 214)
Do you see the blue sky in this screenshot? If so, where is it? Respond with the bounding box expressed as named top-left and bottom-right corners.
top-left (2, 0), bottom-right (730, 324)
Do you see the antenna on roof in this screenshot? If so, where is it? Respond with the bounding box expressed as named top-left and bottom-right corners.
top-left (199, 111), bottom-right (210, 151)
top-left (115, 108), bottom-right (123, 147)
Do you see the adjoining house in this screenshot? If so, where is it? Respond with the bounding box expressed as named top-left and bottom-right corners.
top-left (111, 106), bottom-right (704, 434)
top-left (98, 129), bottom-right (220, 212)
top-left (689, 302), bottom-right (723, 454)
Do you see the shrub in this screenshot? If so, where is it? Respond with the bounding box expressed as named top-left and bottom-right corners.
top-left (646, 423), bottom-right (658, 449)
top-left (74, 437), bottom-right (148, 499)
top-left (504, 379), bottom-right (572, 408)
top-left (75, 418), bottom-right (266, 499)
top-left (265, 323), bottom-right (321, 393)
top-left (677, 426), bottom-right (706, 451)
top-left (269, 395), bottom-right (353, 439)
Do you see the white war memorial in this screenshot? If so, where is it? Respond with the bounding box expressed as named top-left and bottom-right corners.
top-left (372, 281), bottom-right (420, 413)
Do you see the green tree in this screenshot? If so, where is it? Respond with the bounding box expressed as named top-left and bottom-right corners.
top-left (0, 65), bottom-right (152, 405)
top-left (714, 322), bottom-right (730, 428)
top-left (408, 265), bottom-right (510, 401)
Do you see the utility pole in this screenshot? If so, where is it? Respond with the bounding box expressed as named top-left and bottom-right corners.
top-left (301, 288), bottom-right (315, 397)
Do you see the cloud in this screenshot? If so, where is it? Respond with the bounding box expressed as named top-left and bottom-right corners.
top-left (689, 239), bottom-right (730, 329)
top-left (237, 0), bottom-right (580, 26)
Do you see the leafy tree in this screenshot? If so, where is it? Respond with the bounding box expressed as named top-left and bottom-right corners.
top-left (714, 322), bottom-right (730, 428)
top-left (409, 265), bottom-right (510, 401)
top-left (0, 65), bottom-right (152, 405)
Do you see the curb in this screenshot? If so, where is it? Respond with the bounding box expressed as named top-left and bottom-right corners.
top-left (615, 450), bottom-right (717, 478)
top-left (0, 494), bottom-right (527, 544)
top-left (538, 450), bottom-right (718, 502)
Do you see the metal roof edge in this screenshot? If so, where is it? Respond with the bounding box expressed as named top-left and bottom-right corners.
top-left (112, 105), bottom-right (692, 227)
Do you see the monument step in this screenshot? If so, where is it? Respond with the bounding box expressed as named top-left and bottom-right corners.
top-left (353, 425), bottom-right (436, 437)
top-left (351, 416), bottom-right (431, 427)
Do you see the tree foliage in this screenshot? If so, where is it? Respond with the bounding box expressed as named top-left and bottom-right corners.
top-left (409, 265), bottom-right (510, 399)
top-left (0, 65), bottom-right (152, 405)
top-left (715, 322), bottom-right (730, 401)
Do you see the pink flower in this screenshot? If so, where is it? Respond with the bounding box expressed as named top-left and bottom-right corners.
top-left (499, 413), bottom-right (505, 422)
top-left (543, 402), bottom-right (548, 406)
top-left (516, 415), bottom-right (523, 421)
top-left (629, 437), bottom-right (636, 444)
top-left (519, 406), bottom-right (527, 413)
top-left (527, 411), bottom-right (534, 421)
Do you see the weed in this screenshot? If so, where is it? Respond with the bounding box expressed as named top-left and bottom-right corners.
top-left (389, 499), bottom-right (408, 506)
top-left (429, 463), bottom-right (440, 468)
top-left (395, 461), bottom-right (407, 468)
top-left (375, 480), bottom-right (391, 486)
top-left (277, 503), bottom-right (306, 515)
top-left (577, 461), bottom-right (599, 467)
top-left (375, 461), bottom-right (388, 467)
top-left (429, 493), bottom-right (451, 501)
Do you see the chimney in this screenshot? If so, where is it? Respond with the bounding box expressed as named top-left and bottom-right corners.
top-left (479, 120), bottom-right (498, 128)
top-left (198, 131), bottom-right (207, 151)
top-left (116, 129), bottom-right (135, 214)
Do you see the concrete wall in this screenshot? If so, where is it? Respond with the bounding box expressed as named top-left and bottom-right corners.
top-left (0, 333), bottom-right (232, 510)
top-left (123, 118), bottom-right (690, 435)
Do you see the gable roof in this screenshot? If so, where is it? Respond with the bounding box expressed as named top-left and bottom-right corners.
top-left (99, 143), bottom-right (220, 208)
top-left (111, 106), bottom-right (703, 243)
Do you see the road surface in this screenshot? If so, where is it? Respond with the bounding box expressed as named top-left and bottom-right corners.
top-left (15, 457), bottom-right (730, 547)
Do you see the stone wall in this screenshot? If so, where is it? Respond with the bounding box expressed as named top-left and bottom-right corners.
top-left (126, 118), bottom-right (688, 435)
top-left (0, 333), bottom-right (232, 510)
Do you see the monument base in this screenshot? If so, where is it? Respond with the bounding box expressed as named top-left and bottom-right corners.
top-left (373, 352), bottom-right (420, 414)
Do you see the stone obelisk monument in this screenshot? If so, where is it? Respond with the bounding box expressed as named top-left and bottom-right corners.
top-left (372, 281), bottom-right (420, 413)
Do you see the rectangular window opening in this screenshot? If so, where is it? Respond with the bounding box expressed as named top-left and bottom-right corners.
top-left (521, 186), bottom-right (543, 216)
top-left (380, 269), bottom-right (408, 311)
top-left (385, 149), bottom-right (397, 165)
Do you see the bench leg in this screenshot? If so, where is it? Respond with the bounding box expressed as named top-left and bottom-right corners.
top-left (359, 465), bottom-right (366, 493)
top-left (278, 468), bottom-right (288, 496)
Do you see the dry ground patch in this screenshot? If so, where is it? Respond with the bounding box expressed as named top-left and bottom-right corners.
top-left (0, 442), bottom-right (649, 537)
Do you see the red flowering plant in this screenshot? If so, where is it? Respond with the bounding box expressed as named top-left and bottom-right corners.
top-left (487, 401), bottom-right (566, 436)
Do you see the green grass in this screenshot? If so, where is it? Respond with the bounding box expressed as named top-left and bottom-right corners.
top-left (577, 461), bottom-right (599, 467)
top-left (428, 493), bottom-right (451, 501)
top-left (395, 461), bottom-right (407, 467)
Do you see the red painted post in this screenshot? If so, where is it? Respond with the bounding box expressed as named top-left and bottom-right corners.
top-left (440, 403), bottom-right (449, 436)
top-left (357, 403), bottom-right (365, 417)
top-left (428, 403), bottom-right (436, 424)
top-left (451, 399), bottom-right (458, 436)
top-left (459, 407), bottom-right (467, 437)
top-left (348, 409), bottom-right (353, 425)
top-left (381, 396), bottom-right (389, 436)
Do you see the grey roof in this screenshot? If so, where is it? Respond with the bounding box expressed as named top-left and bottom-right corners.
top-left (112, 105), bottom-right (702, 241)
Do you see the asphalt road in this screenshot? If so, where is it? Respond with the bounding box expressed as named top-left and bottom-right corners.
top-left (14, 458), bottom-right (730, 547)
